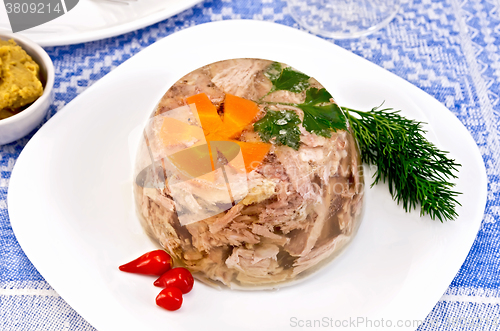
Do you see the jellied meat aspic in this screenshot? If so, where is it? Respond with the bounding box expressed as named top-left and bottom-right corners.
top-left (134, 59), bottom-right (364, 289)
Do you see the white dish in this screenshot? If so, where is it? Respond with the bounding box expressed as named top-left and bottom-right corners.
top-left (0, 0), bottom-right (202, 46)
top-left (8, 20), bottom-right (487, 331)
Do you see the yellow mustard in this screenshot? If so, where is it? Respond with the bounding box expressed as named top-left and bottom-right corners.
top-left (0, 38), bottom-right (44, 120)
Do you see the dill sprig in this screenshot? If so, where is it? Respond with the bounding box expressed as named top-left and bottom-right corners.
top-left (343, 106), bottom-right (461, 222)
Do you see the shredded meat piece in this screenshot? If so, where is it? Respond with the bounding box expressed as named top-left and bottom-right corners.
top-left (209, 204), bottom-right (244, 233)
top-left (299, 125), bottom-right (328, 147)
top-left (156, 68), bottom-right (226, 114)
top-left (292, 235), bottom-right (350, 276)
top-left (275, 146), bottom-right (318, 201)
top-left (264, 90), bottom-right (305, 104)
top-left (226, 244), bottom-right (281, 277)
top-left (143, 187), bottom-right (175, 212)
top-left (210, 59), bottom-right (272, 100)
top-left (252, 224), bottom-right (289, 246)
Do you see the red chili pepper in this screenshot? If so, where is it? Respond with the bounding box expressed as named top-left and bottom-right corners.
top-left (156, 287), bottom-right (183, 311)
top-left (119, 250), bottom-right (172, 276)
top-left (154, 267), bottom-right (194, 294)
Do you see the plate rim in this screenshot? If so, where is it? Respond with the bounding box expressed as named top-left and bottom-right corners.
top-left (8, 20), bottom-right (488, 331)
top-left (0, 0), bottom-right (203, 46)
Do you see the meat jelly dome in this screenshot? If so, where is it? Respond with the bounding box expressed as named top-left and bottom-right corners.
top-left (134, 59), bottom-right (364, 289)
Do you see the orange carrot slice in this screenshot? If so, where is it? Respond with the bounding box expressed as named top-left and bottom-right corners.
top-left (159, 117), bottom-right (205, 147)
top-left (185, 93), bottom-right (270, 172)
top-left (186, 93), bottom-right (222, 136)
top-left (232, 141), bottom-right (271, 173)
top-left (220, 94), bottom-right (261, 139)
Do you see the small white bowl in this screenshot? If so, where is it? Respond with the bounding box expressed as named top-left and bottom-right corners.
top-left (0, 32), bottom-right (54, 145)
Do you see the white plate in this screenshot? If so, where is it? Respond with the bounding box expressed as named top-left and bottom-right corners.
top-left (0, 0), bottom-right (202, 46)
top-left (8, 21), bottom-right (487, 331)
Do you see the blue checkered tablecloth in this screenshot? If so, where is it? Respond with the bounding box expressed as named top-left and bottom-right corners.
top-left (1, 0), bottom-right (500, 329)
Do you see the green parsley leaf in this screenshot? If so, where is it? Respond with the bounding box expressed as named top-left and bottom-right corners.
top-left (299, 104), bottom-right (347, 137)
top-left (265, 62), bottom-right (310, 94)
top-left (253, 110), bottom-right (302, 150)
top-left (303, 87), bottom-right (333, 105)
top-left (297, 88), bottom-right (347, 137)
